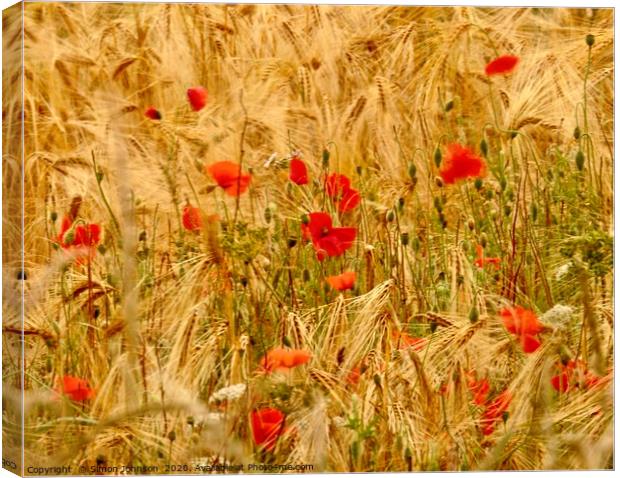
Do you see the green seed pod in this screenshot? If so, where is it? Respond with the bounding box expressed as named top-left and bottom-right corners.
top-left (408, 162), bottom-right (417, 180)
top-left (168, 430), bottom-right (176, 442)
top-left (398, 196), bottom-right (405, 210)
top-left (468, 307), bottom-right (479, 324)
top-left (301, 213), bottom-right (310, 225)
top-left (373, 374), bottom-right (382, 387)
top-left (573, 126), bottom-right (581, 140)
top-left (97, 244), bottom-right (106, 255)
top-left (575, 150), bottom-right (585, 171)
top-left (499, 176), bottom-right (507, 191)
top-left (356, 165), bottom-right (363, 176)
top-left (386, 210), bottom-right (395, 222)
top-left (64, 231), bottom-right (74, 245)
top-left (444, 100), bottom-right (454, 112)
top-left (400, 232), bottom-right (410, 246)
top-left (467, 218), bottom-right (475, 231)
top-left (322, 149), bottom-right (330, 168)
top-left (485, 189), bottom-right (493, 200)
top-left (506, 188), bottom-right (515, 202)
top-left (502, 411), bottom-right (509, 424)
top-left (433, 148), bottom-right (442, 168)
top-left (480, 138), bottom-right (488, 157)
top-left (404, 447), bottom-right (412, 460)
top-left (473, 178), bottom-right (483, 191)
top-left (282, 335), bottom-right (292, 347)
top-left (586, 34), bottom-right (595, 47)
top-left (139, 230), bottom-right (147, 242)
top-left (50, 211), bottom-right (58, 222)
top-left (504, 204), bottom-right (512, 217)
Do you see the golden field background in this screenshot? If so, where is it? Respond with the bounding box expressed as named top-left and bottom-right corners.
top-left (2, 2), bottom-right (614, 473)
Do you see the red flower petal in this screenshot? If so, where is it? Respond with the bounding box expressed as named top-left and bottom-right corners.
top-left (325, 173), bottom-right (351, 197)
top-left (206, 161), bottom-right (251, 196)
top-left (182, 206), bottom-right (202, 232)
top-left (144, 106), bottom-right (162, 120)
top-left (485, 55), bottom-right (519, 76)
top-left (439, 144), bottom-right (486, 185)
top-left (289, 158), bottom-right (309, 185)
top-left (338, 188), bottom-right (361, 212)
top-left (187, 86), bottom-right (208, 111)
top-left (326, 271), bottom-right (356, 291)
top-left (521, 334), bottom-right (541, 353)
top-left (59, 375), bottom-right (94, 402)
top-left (251, 408), bottom-right (285, 451)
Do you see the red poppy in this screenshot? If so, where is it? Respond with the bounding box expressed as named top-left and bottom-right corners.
top-left (325, 173), bottom-right (361, 213)
top-left (144, 106), bottom-right (162, 120)
top-left (301, 212), bottom-right (356, 261)
top-left (439, 144), bottom-right (486, 185)
top-left (251, 408), bottom-right (285, 451)
top-left (182, 205), bottom-right (202, 232)
top-left (501, 306), bottom-right (544, 353)
top-left (56, 218), bottom-right (101, 264)
top-left (260, 347), bottom-right (311, 373)
top-left (467, 372), bottom-right (491, 405)
top-left (58, 375), bottom-right (94, 402)
top-left (206, 161), bottom-right (251, 197)
top-left (485, 55), bottom-right (519, 76)
top-left (289, 157), bottom-right (309, 185)
top-left (326, 271), bottom-right (356, 291)
top-left (551, 360), bottom-right (606, 393)
top-left (187, 86), bottom-right (208, 111)
top-left (474, 244), bottom-right (501, 270)
top-left (346, 366), bottom-right (361, 386)
top-left (392, 331), bottom-right (426, 352)
top-left (480, 389), bottom-right (512, 435)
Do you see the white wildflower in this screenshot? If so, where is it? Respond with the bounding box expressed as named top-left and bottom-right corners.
top-left (555, 262), bottom-right (572, 281)
top-left (541, 304), bottom-right (574, 328)
top-left (209, 383), bottom-right (247, 403)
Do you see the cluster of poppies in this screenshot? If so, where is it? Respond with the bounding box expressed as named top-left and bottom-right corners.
top-left (550, 359), bottom-right (603, 393)
top-left (501, 306), bottom-right (544, 354)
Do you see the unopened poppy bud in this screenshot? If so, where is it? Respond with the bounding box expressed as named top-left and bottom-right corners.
top-left (386, 210), bottom-right (395, 222)
top-left (64, 231), bottom-right (74, 245)
top-left (480, 139), bottom-right (488, 157)
top-left (97, 244), bottom-right (106, 255)
top-left (499, 176), bottom-right (507, 191)
top-left (322, 149), bottom-right (330, 168)
top-left (531, 203), bottom-right (538, 222)
top-left (468, 307), bottom-right (479, 324)
top-left (287, 236), bottom-right (297, 248)
top-left (585, 34), bottom-right (595, 47)
top-left (398, 197), bottom-right (405, 211)
top-left (573, 126), bottom-right (581, 140)
top-left (373, 374), bottom-right (381, 387)
top-left (167, 430), bottom-right (176, 442)
top-left (444, 100), bottom-right (454, 112)
top-left (356, 165), bottom-right (363, 176)
top-left (139, 231), bottom-right (147, 242)
top-left (502, 411), bottom-right (509, 424)
top-left (504, 204), bottom-right (512, 217)
top-left (433, 148), bottom-right (442, 168)
top-left (467, 218), bottom-right (475, 231)
top-left (430, 321), bottom-right (438, 333)
top-left (301, 214), bottom-right (309, 225)
top-left (51, 211), bottom-right (58, 222)
top-left (282, 335), bottom-right (292, 347)
top-left (408, 163), bottom-right (417, 180)
top-left (302, 269), bottom-right (311, 282)
top-left (575, 150), bottom-right (585, 171)
top-left (404, 447), bottom-right (412, 460)
top-left (400, 232), bottom-right (409, 246)
top-left (474, 178), bottom-right (483, 191)
top-left (505, 188), bottom-right (515, 202)
top-left (480, 233), bottom-right (488, 248)
top-left (559, 346), bottom-right (571, 366)
top-left (435, 176), bottom-right (444, 188)
top-left (264, 207), bottom-right (272, 223)
top-left (240, 276), bottom-right (248, 287)
top-left (485, 189), bottom-right (493, 200)
top-left (96, 169), bottom-right (104, 183)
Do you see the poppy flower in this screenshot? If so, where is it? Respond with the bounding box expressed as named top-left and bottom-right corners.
top-left (439, 144), bottom-right (486, 185)
top-left (501, 306), bottom-right (544, 353)
top-left (480, 389), bottom-right (512, 435)
top-left (346, 366), bottom-right (361, 386)
top-left (289, 157), bottom-right (309, 185)
top-left (260, 347), bottom-right (311, 373)
top-left (144, 106), bottom-right (162, 120)
top-left (58, 375), bottom-right (94, 402)
top-left (56, 218), bottom-right (101, 263)
top-left (325, 173), bottom-right (361, 213)
top-left (301, 212), bottom-right (356, 261)
top-left (206, 161), bottom-right (251, 196)
top-left (251, 408), bottom-right (285, 451)
top-left (182, 205), bottom-right (202, 232)
top-left (326, 271), bottom-right (356, 291)
top-left (485, 55), bottom-right (519, 76)
top-left (187, 86), bottom-right (208, 111)
top-left (467, 373), bottom-right (491, 405)
top-left (474, 244), bottom-right (501, 270)
top-left (392, 331), bottom-right (426, 351)
top-left (551, 360), bottom-right (605, 393)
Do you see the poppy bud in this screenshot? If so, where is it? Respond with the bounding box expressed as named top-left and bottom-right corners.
top-left (97, 244), bottom-right (106, 255)
top-left (400, 232), bottom-right (409, 246)
top-left (585, 34), bottom-right (595, 47)
top-left (93, 306), bottom-right (100, 319)
top-left (502, 411), bottom-right (509, 424)
top-left (474, 178), bottom-right (483, 191)
top-left (287, 236), bottom-right (297, 248)
top-left (429, 321), bottom-right (438, 333)
top-left (139, 231), bottom-right (147, 242)
top-left (386, 210), bottom-right (395, 222)
top-left (301, 214), bottom-right (310, 225)
top-left (404, 447), bottom-right (412, 460)
top-left (499, 176), bottom-right (507, 191)
top-left (302, 269), bottom-right (310, 282)
top-left (64, 231), bottom-right (75, 245)
top-left (264, 207), bottom-right (272, 223)
top-left (96, 169), bottom-right (104, 183)
top-left (575, 150), bottom-right (585, 171)
top-left (51, 211), bottom-right (58, 222)
top-left (480, 233), bottom-right (488, 248)
top-left (240, 276), bottom-right (248, 287)
top-left (350, 441), bottom-right (360, 461)
top-left (559, 346), bottom-right (571, 366)
top-left (373, 374), bottom-right (381, 387)
top-left (531, 203), bottom-right (538, 222)
top-left (467, 218), bottom-right (475, 231)
top-left (398, 197), bottom-right (405, 211)
top-left (167, 430), bottom-right (176, 442)
top-left (468, 307), bottom-right (479, 324)
top-left (444, 100), bottom-right (454, 112)
top-left (408, 163), bottom-right (417, 180)
top-left (573, 126), bottom-right (581, 140)
top-left (282, 335), bottom-right (292, 347)
top-left (435, 176), bottom-right (444, 188)
top-left (322, 149), bottom-right (330, 168)
top-left (480, 139), bottom-right (488, 157)
top-left (356, 165), bottom-right (363, 176)
top-left (433, 148), bottom-right (442, 168)
top-left (504, 204), bottom-right (512, 217)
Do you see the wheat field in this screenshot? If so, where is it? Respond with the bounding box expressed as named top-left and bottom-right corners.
top-left (1, 2), bottom-right (614, 474)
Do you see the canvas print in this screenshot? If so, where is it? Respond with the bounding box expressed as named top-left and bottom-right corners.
top-left (2, 2), bottom-right (614, 475)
